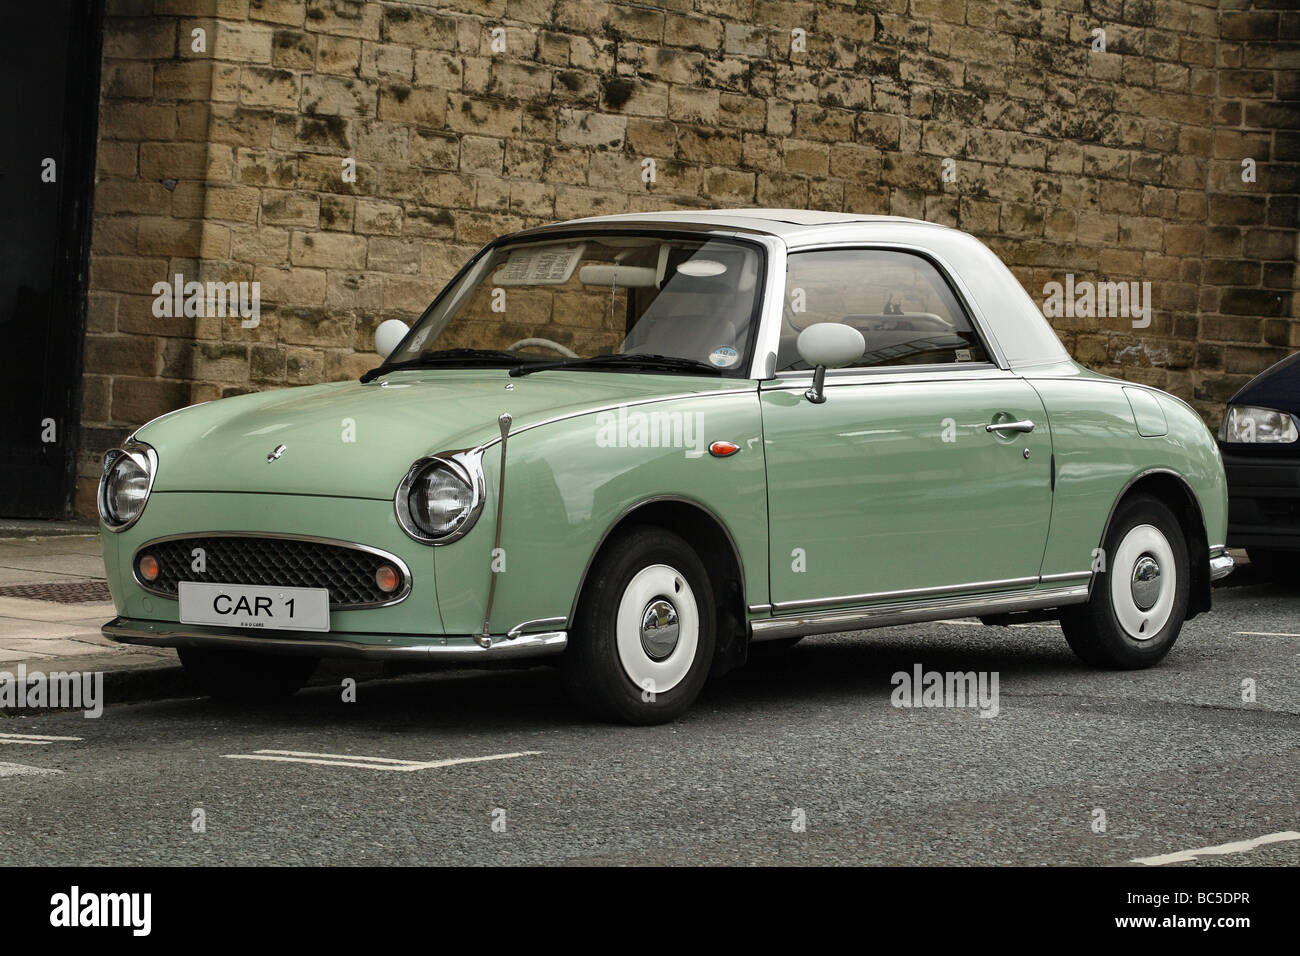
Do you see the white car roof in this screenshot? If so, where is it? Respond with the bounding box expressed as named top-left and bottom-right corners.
top-left (516, 209), bottom-right (1071, 370)
top-left (555, 207), bottom-right (943, 243)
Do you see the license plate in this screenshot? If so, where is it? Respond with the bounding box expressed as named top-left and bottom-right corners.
top-left (178, 582), bottom-right (330, 632)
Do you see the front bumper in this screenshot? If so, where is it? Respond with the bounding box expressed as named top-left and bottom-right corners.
top-left (1221, 450), bottom-right (1300, 552)
top-left (1209, 545), bottom-right (1235, 582)
top-left (103, 617), bottom-right (567, 661)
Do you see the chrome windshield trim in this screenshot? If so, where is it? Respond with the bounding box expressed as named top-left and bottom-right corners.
top-left (751, 584), bottom-right (1090, 642)
top-left (103, 618), bottom-right (567, 661)
top-left (130, 531), bottom-right (414, 610)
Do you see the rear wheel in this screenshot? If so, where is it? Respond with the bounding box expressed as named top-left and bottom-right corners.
top-left (1060, 494), bottom-right (1189, 669)
top-left (178, 647), bottom-right (318, 700)
top-left (561, 526), bottom-right (715, 724)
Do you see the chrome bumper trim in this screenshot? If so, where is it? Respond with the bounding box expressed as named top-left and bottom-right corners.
top-left (1209, 546), bottom-right (1235, 582)
top-left (102, 618), bottom-right (567, 661)
top-left (750, 584), bottom-right (1090, 642)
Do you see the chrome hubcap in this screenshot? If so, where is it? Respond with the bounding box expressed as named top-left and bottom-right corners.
top-left (1130, 555), bottom-right (1161, 611)
top-left (639, 598), bottom-right (680, 661)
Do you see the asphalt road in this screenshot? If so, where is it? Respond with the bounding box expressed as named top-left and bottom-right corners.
top-left (1, 571), bottom-right (1297, 866)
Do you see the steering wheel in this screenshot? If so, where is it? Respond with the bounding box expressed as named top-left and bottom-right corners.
top-left (506, 337), bottom-right (579, 359)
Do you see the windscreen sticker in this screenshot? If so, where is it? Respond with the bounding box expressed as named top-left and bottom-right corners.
top-left (709, 346), bottom-right (739, 368)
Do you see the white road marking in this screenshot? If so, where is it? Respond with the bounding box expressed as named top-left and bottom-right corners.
top-left (223, 749), bottom-right (541, 772)
top-left (0, 732), bottom-right (83, 745)
top-left (1133, 830), bottom-right (1300, 866)
top-left (1235, 631), bottom-right (1300, 638)
top-left (0, 761), bottom-right (62, 777)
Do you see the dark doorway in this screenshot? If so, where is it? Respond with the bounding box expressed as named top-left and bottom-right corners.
top-left (0, 1), bottom-right (103, 517)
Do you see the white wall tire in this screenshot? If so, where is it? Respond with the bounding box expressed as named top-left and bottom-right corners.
top-left (562, 526), bottom-right (716, 724)
top-left (1061, 493), bottom-right (1190, 669)
top-left (1109, 524), bottom-right (1177, 641)
top-left (614, 564), bottom-right (700, 695)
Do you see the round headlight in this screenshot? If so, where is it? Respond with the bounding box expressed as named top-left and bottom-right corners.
top-left (98, 444), bottom-right (157, 531)
top-left (396, 455), bottom-right (484, 543)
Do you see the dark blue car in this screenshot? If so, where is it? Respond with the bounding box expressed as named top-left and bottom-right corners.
top-left (1218, 351), bottom-right (1300, 577)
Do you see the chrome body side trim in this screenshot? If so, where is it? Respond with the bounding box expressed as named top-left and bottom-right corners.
top-left (750, 584), bottom-right (1090, 642)
top-left (1039, 570), bottom-right (1094, 583)
top-left (131, 531), bottom-right (415, 610)
top-left (1209, 545), bottom-right (1235, 581)
top-left (103, 618), bottom-right (567, 661)
top-left (770, 575), bottom-right (1041, 613)
top-left (508, 616), bottom-right (568, 639)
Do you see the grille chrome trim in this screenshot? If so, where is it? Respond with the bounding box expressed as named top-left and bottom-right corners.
top-left (131, 532), bottom-right (413, 610)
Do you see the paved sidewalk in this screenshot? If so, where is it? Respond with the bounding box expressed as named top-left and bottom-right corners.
top-left (0, 534), bottom-right (171, 666)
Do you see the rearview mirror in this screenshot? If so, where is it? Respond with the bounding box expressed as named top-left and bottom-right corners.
top-left (796, 323), bottom-right (865, 404)
top-left (374, 319), bottom-right (411, 360)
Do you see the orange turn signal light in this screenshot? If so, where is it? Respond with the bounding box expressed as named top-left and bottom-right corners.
top-left (138, 554), bottom-right (160, 582)
top-left (375, 564), bottom-right (401, 594)
top-left (708, 441), bottom-right (741, 458)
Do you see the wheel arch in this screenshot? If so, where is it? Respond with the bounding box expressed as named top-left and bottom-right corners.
top-left (1099, 468), bottom-right (1211, 619)
top-left (569, 495), bottom-right (751, 674)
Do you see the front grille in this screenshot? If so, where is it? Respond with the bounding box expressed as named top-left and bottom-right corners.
top-left (135, 535), bottom-right (406, 608)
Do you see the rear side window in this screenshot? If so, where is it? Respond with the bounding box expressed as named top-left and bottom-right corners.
top-left (777, 249), bottom-right (990, 372)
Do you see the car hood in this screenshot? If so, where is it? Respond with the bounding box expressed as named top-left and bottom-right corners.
top-left (1229, 350), bottom-right (1300, 414)
top-left (135, 369), bottom-right (740, 499)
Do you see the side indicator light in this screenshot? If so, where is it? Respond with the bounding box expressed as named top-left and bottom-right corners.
top-left (708, 441), bottom-right (741, 458)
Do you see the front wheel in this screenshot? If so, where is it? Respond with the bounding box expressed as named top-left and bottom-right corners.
top-left (561, 526), bottom-right (716, 724)
top-left (178, 647), bottom-right (318, 700)
top-left (1060, 494), bottom-right (1190, 669)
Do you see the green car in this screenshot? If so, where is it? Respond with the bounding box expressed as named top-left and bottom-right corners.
top-left (99, 210), bottom-right (1233, 724)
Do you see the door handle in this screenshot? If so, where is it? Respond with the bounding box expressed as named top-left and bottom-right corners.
top-left (986, 419), bottom-right (1035, 434)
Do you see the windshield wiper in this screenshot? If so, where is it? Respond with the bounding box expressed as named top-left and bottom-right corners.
top-left (361, 349), bottom-right (525, 382)
top-left (509, 353), bottom-right (726, 378)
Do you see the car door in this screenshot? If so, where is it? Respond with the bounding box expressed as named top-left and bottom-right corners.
top-left (760, 247), bottom-right (1053, 610)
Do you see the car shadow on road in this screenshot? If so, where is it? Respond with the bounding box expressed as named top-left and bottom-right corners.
top-left (128, 625), bottom-right (1091, 736)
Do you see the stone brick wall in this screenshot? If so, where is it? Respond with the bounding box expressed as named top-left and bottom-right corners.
top-left (76, 0), bottom-right (1298, 515)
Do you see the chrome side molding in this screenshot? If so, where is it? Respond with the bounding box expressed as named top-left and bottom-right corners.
top-left (749, 584), bottom-right (1090, 642)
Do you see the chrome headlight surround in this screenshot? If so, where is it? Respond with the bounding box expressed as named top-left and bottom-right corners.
top-left (98, 440), bottom-right (158, 532)
top-left (395, 451), bottom-right (486, 545)
top-left (1218, 404), bottom-right (1300, 444)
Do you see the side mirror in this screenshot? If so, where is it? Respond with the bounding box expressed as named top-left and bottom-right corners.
top-left (374, 319), bottom-right (411, 360)
top-left (796, 323), bottom-right (865, 404)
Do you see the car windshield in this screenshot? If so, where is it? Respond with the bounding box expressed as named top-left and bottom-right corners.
top-left (384, 233), bottom-right (764, 377)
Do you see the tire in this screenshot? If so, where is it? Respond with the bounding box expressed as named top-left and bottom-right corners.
top-left (1246, 548), bottom-right (1300, 582)
top-left (561, 526), bottom-right (716, 724)
top-left (1060, 493), bottom-right (1190, 669)
top-left (178, 647), bottom-right (318, 700)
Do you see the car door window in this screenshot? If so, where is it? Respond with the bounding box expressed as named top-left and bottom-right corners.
top-left (777, 249), bottom-right (990, 372)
